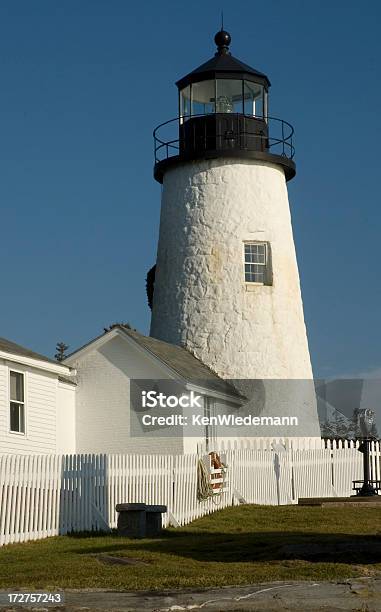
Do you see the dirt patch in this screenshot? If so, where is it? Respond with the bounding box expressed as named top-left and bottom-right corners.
top-left (97, 555), bottom-right (151, 566)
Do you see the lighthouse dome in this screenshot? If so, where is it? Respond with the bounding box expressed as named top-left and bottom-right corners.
top-left (176, 30), bottom-right (271, 90)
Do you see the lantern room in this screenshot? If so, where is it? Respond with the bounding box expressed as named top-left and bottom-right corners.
top-left (178, 31), bottom-right (269, 120)
top-left (153, 30), bottom-right (295, 183)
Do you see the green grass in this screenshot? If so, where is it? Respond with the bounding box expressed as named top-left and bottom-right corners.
top-left (1, 505), bottom-right (381, 591)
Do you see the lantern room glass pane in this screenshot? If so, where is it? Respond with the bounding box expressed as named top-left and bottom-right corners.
top-left (191, 80), bottom-right (215, 115)
top-left (244, 81), bottom-right (264, 117)
top-left (180, 86), bottom-right (191, 119)
top-left (216, 79), bottom-right (243, 113)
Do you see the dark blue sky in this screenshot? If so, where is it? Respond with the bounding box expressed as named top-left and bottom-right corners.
top-left (0, 0), bottom-right (380, 378)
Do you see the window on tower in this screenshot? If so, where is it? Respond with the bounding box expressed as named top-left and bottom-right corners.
top-left (244, 242), bottom-right (272, 285)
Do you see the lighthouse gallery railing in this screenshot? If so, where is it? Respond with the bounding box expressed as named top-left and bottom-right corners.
top-left (154, 114), bottom-right (295, 164)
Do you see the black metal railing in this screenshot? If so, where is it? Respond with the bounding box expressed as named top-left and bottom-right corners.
top-left (154, 114), bottom-right (295, 164)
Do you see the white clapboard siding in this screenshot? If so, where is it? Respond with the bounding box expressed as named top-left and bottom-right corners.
top-left (0, 367), bottom-right (58, 455)
top-left (0, 444), bottom-right (380, 546)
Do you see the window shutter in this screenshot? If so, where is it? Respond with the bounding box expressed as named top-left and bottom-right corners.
top-left (264, 242), bottom-right (273, 286)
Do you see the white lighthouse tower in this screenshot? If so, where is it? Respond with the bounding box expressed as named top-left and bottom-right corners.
top-left (149, 31), bottom-right (320, 438)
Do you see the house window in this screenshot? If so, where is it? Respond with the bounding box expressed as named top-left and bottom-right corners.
top-left (244, 242), bottom-right (271, 284)
top-left (9, 371), bottom-right (25, 434)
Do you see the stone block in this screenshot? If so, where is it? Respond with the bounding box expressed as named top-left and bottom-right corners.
top-left (116, 503), bottom-right (146, 538)
top-left (115, 503), bottom-right (167, 538)
top-left (146, 505), bottom-right (167, 537)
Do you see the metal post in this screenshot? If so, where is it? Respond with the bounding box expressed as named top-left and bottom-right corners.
top-left (358, 438), bottom-right (377, 496)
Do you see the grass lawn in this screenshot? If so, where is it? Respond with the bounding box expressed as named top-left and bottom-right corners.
top-left (0, 505), bottom-right (381, 591)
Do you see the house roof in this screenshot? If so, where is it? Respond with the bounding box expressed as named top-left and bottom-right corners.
top-left (0, 336), bottom-right (59, 366)
top-left (122, 327), bottom-right (242, 399)
top-left (66, 325), bottom-right (243, 401)
top-left (58, 375), bottom-right (77, 386)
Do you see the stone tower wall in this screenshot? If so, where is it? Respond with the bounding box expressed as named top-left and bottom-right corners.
top-left (150, 157), bottom-right (313, 382)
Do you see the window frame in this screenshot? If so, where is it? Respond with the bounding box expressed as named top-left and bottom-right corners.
top-left (8, 367), bottom-right (26, 436)
top-left (243, 81), bottom-right (264, 118)
top-left (204, 396), bottom-right (217, 451)
top-left (243, 241), bottom-right (272, 285)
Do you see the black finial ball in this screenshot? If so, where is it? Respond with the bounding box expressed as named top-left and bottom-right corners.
top-left (214, 30), bottom-right (231, 49)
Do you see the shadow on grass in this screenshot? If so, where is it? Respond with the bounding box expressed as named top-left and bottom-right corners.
top-left (66, 530), bottom-right (118, 539)
top-left (69, 530), bottom-right (381, 565)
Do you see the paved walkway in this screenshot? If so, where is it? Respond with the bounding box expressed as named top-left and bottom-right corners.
top-left (1, 578), bottom-right (381, 611)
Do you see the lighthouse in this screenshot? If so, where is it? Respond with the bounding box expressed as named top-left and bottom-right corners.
top-left (149, 31), bottom-right (320, 438)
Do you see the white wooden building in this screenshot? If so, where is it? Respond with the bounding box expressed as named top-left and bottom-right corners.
top-left (0, 337), bottom-right (76, 455)
top-left (0, 327), bottom-right (243, 455)
top-left (63, 325), bottom-right (243, 455)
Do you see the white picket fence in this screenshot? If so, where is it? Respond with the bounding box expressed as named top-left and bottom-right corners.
top-left (0, 440), bottom-right (378, 547)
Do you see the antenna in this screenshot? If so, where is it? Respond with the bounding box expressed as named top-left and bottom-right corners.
top-left (221, 10), bottom-right (224, 31)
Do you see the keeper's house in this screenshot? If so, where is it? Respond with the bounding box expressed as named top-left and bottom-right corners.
top-left (0, 326), bottom-right (242, 455)
top-left (0, 337), bottom-right (76, 455)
